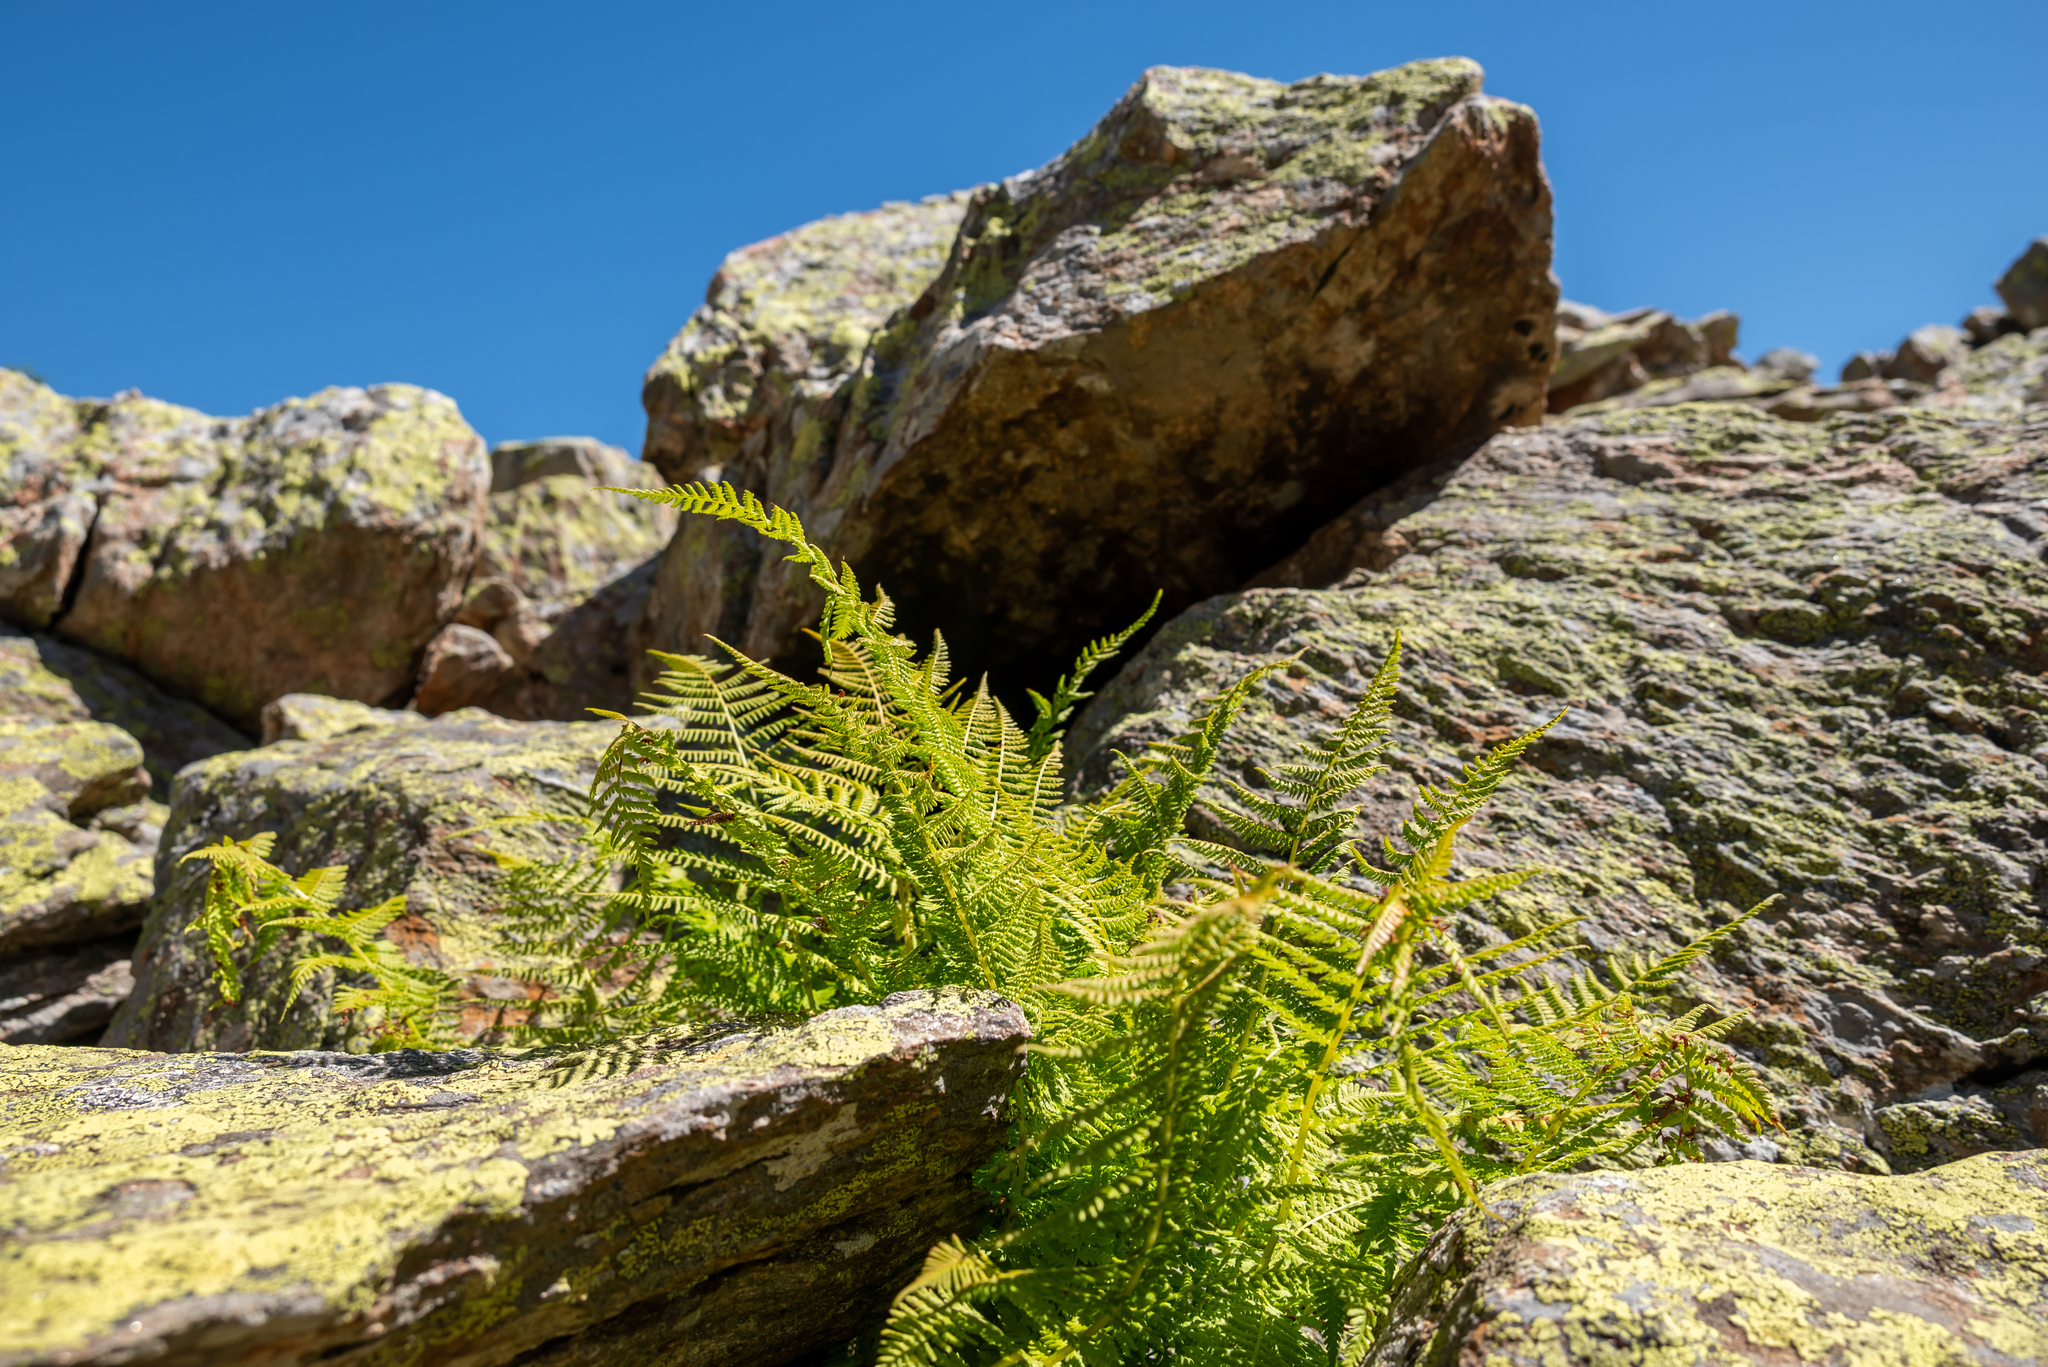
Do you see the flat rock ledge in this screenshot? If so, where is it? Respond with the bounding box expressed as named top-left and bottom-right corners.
top-left (1365, 1151), bottom-right (2048, 1367)
top-left (0, 988), bottom-right (1027, 1367)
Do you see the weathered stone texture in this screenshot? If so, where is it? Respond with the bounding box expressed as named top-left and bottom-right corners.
top-left (426, 439), bottom-right (674, 720)
top-left (1548, 299), bottom-right (1745, 413)
top-left (0, 624), bottom-right (246, 795)
top-left (1997, 236), bottom-right (2048, 331)
top-left (106, 712), bottom-right (624, 1054)
top-left (0, 371), bottom-right (489, 729)
top-left (0, 720), bottom-right (161, 954)
top-left (0, 935), bottom-right (133, 1044)
top-left (1364, 1152), bottom-right (2048, 1367)
top-left (1078, 403), bottom-right (2048, 1172)
top-left (0, 989), bottom-right (1028, 1367)
top-left (641, 59), bottom-right (1556, 689)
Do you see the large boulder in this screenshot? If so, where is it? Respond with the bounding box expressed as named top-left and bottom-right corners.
top-left (0, 624), bottom-right (246, 794)
top-left (1078, 402), bottom-right (2048, 1173)
top-left (0, 371), bottom-right (489, 729)
top-left (1364, 1150), bottom-right (2048, 1367)
top-left (0, 989), bottom-right (1028, 1367)
top-left (416, 438), bottom-right (675, 719)
top-left (640, 59), bottom-right (1556, 687)
top-left (106, 711), bottom-right (622, 1053)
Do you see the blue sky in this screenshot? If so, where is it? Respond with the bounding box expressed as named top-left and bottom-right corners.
top-left (5, 1), bottom-right (2043, 453)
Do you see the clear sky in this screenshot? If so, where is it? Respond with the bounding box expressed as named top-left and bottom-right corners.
top-left (5, 1), bottom-right (2043, 454)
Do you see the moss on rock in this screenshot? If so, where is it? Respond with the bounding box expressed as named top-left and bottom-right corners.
top-left (0, 988), bottom-right (1027, 1367)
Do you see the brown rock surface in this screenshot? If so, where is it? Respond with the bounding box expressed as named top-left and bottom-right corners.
top-left (0, 371), bottom-right (488, 729)
top-left (639, 59), bottom-right (1556, 688)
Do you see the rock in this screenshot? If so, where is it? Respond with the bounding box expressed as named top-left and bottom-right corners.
top-left (1756, 347), bottom-right (1818, 382)
top-left (1995, 235), bottom-right (2048, 331)
top-left (0, 988), bottom-right (1028, 1367)
top-left (106, 711), bottom-right (628, 1053)
top-left (0, 623), bottom-right (244, 795)
top-left (1, 720), bottom-right (161, 952)
top-left (0, 371), bottom-right (489, 729)
top-left (411, 624), bottom-right (518, 716)
top-left (640, 59), bottom-right (1556, 688)
top-left (0, 934), bottom-right (134, 1044)
top-left (1363, 1151), bottom-right (2048, 1367)
top-left (1964, 304), bottom-right (2021, 347)
top-left (1934, 328), bottom-right (2048, 417)
top-left (1841, 349), bottom-right (1890, 382)
top-left (1886, 323), bottom-right (1969, 384)
top-left (1759, 375), bottom-right (1901, 422)
top-left (1077, 402), bottom-right (2048, 1172)
top-left (1547, 304), bottom-right (1743, 414)
top-left (259, 693), bottom-right (424, 746)
top-left (430, 438), bottom-right (674, 719)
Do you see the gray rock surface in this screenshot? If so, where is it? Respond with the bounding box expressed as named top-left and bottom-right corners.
top-left (0, 370), bottom-right (489, 729)
top-left (0, 934), bottom-right (134, 1043)
top-left (258, 693), bottom-right (423, 746)
top-left (0, 719), bottom-right (162, 954)
top-left (639, 58), bottom-right (1556, 688)
top-left (1085, 401), bottom-right (2048, 1173)
top-left (107, 711), bottom-right (624, 1053)
top-left (1364, 1151), bottom-right (2048, 1367)
top-left (0, 989), bottom-right (1028, 1367)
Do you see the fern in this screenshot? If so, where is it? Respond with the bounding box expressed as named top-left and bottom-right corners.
top-left (183, 834), bottom-right (457, 1049)
top-left (209, 482), bottom-right (1782, 1363)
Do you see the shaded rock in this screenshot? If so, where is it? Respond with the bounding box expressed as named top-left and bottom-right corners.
top-left (1076, 402), bottom-right (2048, 1171)
top-left (0, 623), bottom-right (244, 795)
top-left (411, 624), bottom-right (517, 716)
top-left (0, 934), bottom-right (134, 1044)
top-left (429, 439), bottom-right (673, 720)
top-left (1887, 322), bottom-right (1969, 384)
top-left (0, 988), bottom-right (1028, 1367)
top-left (641, 59), bottom-right (1556, 689)
top-left (1, 720), bottom-right (162, 952)
top-left (107, 711), bottom-right (626, 1053)
top-left (259, 693), bottom-right (423, 746)
top-left (1841, 349), bottom-right (1890, 382)
top-left (0, 371), bottom-right (489, 729)
top-left (1996, 235), bottom-right (2048, 331)
top-left (1547, 302), bottom-right (1742, 414)
top-left (1964, 304), bottom-right (2021, 347)
top-left (1756, 347), bottom-right (1818, 382)
top-left (1363, 1151), bottom-right (2048, 1367)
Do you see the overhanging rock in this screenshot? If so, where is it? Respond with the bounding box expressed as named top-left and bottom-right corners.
top-left (0, 988), bottom-right (1027, 1367)
top-left (639, 59), bottom-right (1555, 689)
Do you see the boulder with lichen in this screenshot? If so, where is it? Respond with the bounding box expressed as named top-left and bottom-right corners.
top-left (105, 711), bottom-right (625, 1053)
top-left (0, 989), bottom-right (1027, 1367)
top-left (639, 59), bottom-right (1556, 690)
top-left (1079, 401), bottom-right (2048, 1174)
top-left (415, 437), bottom-right (675, 719)
top-left (1363, 1151), bottom-right (2048, 1367)
top-left (0, 369), bottom-right (489, 729)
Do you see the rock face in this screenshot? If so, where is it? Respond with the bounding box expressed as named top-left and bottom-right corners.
top-left (1364, 1151), bottom-right (2048, 1367)
top-left (420, 438), bottom-right (674, 719)
top-left (0, 989), bottom-right (1028, 1367)
top-left (1080, 402), bottom-right (2048, 1173)
top-left (106, 711), bottom-right (624, 1053)
top-left (1997, 236), bottom-right (2048, 331)
top-left (0, 935), bottom-right (135, 1044)
top-left (640, 59), bottom-right (1556, 687)
top-left (0, 625), bottom-right (244, 794)
top-left (0, 371), bottom-right (489, 729)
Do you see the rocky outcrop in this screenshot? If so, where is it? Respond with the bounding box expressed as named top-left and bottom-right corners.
top-left (1547, 300), bottom-right (1741, 412)
top-left (0, 989), bottom-right (1028, 1367)
top-left (1082, 401), bottom-right (2048, 1173)
top-left (0, 625), bottom-right (244, 794)
top-left (1997, 236), bottom-right (2048, 331)
top-left (415, 438), bottom-right (674, 719)
top-left (106, 711), bottom-right (624, 1053)
top-left (639, 59), bottom-right (1556, 688)
top-left (0, 719), bottom-right (165, 1045)
top-left (0, 371), bottom-right (489, 729)
top-left (1364, 1151), bottom-right (2048, 1367)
